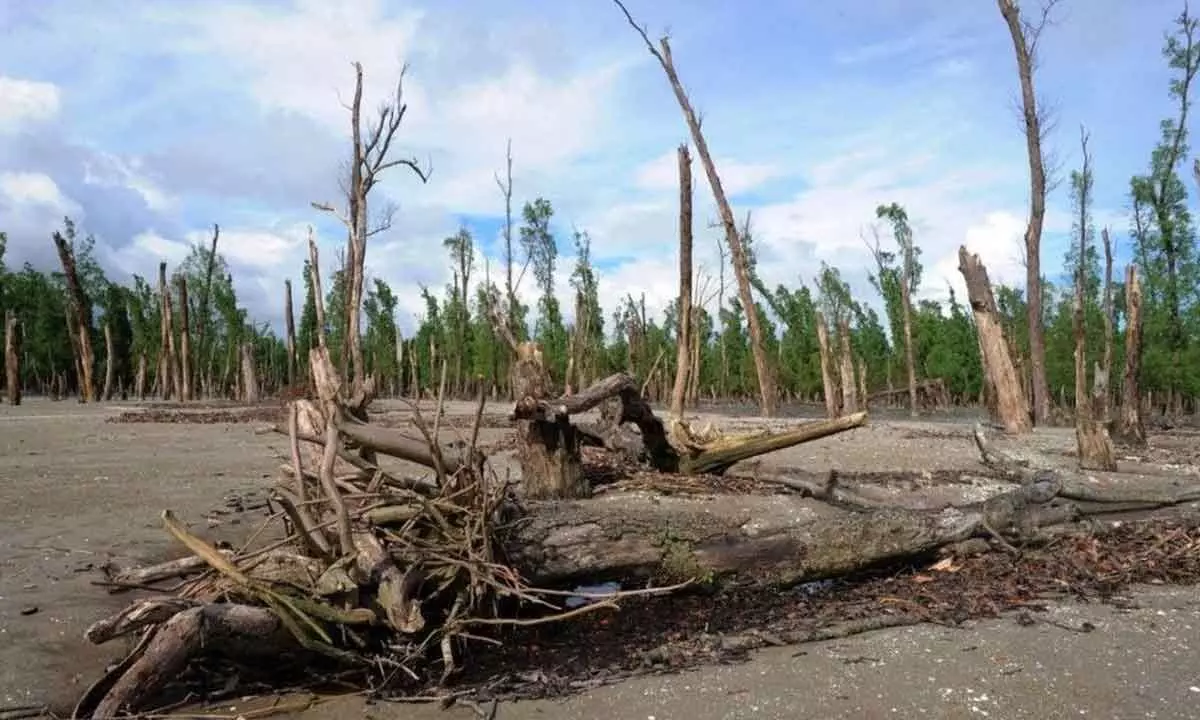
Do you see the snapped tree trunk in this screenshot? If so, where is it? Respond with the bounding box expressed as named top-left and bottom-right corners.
top-left (998, 0), bottom-right (1052, 427)
top-left (670, 143), bottom-right (694, 418)
top-left (178, 275), bottom-right (192, 402)
top-left (1117, 264), bottom-right (1146, 446)
top-left (240, 342), bottom-right (260, 404)
top-left (1098, 227), bottom-right (1115, 425)
top-left (284, 278), bottom-right (298, 388)
top-left (157, 263), bottom-right (175, 401)
top-left (52, 230), bottom-right (96, 403)
top-left (856, 355), bottom-right (868, 410)
top-left (512, 341), bottom-right (587, 500)
top-left (837, 318), bottom-right (858, 415)
top-left (194, 225), bottom-right (219, 400)
top-left (616, 2), bottom-right (776, 416)
top-left (5, 310), bottom-right (20, 406)
top-left (135, 352), bottom-right (147, 401)
top-left (308, 231), bottom-right (327, 350)
top-left (958, 247), bottom-right (1031, 434)
top-left (816, 312), bottom-right (839, 418)
top-left (102, 321), bottom-right (115, 401)
top-left (900, 256), bottom-right (918, 418)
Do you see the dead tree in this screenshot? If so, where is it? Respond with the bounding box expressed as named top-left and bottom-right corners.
top-left (102, 321), bottom-right (115, 401)
top-left (194, 225), bottom-right (219, 398)
top-left (178, 275), bottom-right (192, 402)
top-left (1070, 130), bottom-right (1116, 470)
top-left (52, 229), bottom-right (96, 402)
top-left (1096, 227), bottom-right (1115, 425)
top-left (284, 279), bottom-right (297, 388)
top-left (5, 310), bottom-right (20, 405)
top-left (241, 342), bottom-right (259, 404)
top-left (307, 229), bottom-right (327, 350)
top-left (313, 62), bottom-right (430, 402)
top-left (157, 262), bottom-right (179, 401)
top-left (1117, 264), bottom-right (1146, 445)
top-left (998, 0), bottom-right (1059, 426)
top-left (816, 311), bottom-right (839, 418)
top-left (615, 0), bottom-right (777, 416)
top-left (670, 143), bottom-right (694, 418)
top-left (958, 247), bottom-right (1032, 433)
top-left (837, 318), bottom-right (858, 414)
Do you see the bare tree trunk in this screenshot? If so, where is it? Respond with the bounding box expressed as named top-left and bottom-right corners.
top-left (5, 310), bottom-right (20, 406)
top-left (998, 0), bottom-right (1053, 426)
top-left (856, 355), bottom-right (868, 410)
top-left (135, 353), bottom-right (147, 401)
top-left (958, 247), bottom-right (1031, 434)
top-left (313, 63), bottom-right (428, 402)
top-left (1117, 264), bottom-right (1146, 446)
top-left (1097, 227), bottom-right (1115, 425)
top-left (178, 275), bottom-right (192, 402)
top-left (52, 230), bottom-right (96, 402)
top-left (816, 312), bottom-right (838, 418)
top-left (837, 318), bottom-right (858, 414)
top-left (615, 2), bottom-right (776, 415)
top-left (395, 329), bottom-right (405, 398)
top-left (194, 225), bottom-right (219, 399)
top-left (158, 262), bottom-right (181, 401)
top-left (900, 259), bottom-right (918, 418)
top-left (284, 278), bottom-right (297, 388)
top-left (1070, 137), bottom-right (1116, 469)
top-left (102, 321), bottom-right (115, 401)
top-left (670, 143), bottom-right (694, 418)
top-left (240, 342), bottom-right (259, 404)
top-left (308, 230), bottom-right (327, 350)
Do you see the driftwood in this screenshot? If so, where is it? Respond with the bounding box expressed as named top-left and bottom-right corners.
top-left (75, 362), bottom-right (1200, 717)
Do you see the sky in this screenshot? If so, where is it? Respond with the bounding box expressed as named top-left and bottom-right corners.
top-left (0, 0), bottom-right (1191, 337)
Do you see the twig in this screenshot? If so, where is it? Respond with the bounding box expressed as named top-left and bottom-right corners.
top-left (289, 403), bottom-right (307, 502)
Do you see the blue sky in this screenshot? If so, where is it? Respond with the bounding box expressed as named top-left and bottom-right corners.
top-left (0, 0), bottom-right (1191, 335)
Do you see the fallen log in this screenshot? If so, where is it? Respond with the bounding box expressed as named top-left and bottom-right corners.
top-left (513, 373), bottom-right (869, 476)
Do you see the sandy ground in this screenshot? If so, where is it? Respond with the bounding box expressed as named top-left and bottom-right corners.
top-left (1, 397), bottom-right (1197, 719)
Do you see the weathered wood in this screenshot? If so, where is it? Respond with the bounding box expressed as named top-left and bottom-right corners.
top-left (837, 318), bottom-right (858, 414)
top-left (241, 342), bottom-right (259, 403)
top-left (670, 143), bottom-right (694, 418)
top-left (157, 262), bottom-right (175, 401)
top-left (178, 274), bottom-right (192, 401)
top-left (815, 312), bottom-right (838, 419)
top-left (1117, 264), bottom-right (1146, 446)
top-left (958, 247), bottom-right (1031, 434)
top-left (88, 603), bottom-right (296, 719)
top-left (307, 229), bottom-right (327, 350)
top-left (1098, 227), bottom-right (1115, 424)
top-left (512, 341), bottom-right (588, 499)
top-left (677, 412), bottom-right (868, 476)
top-left (509, 469), bottom-right (1058, 586)
top-left (284, 278), bottom-right (297, 388)
top-left (53, 228), bottom-right (96, 402)
top-left (5, 310), bottom-right (20, 406)
top-left (102, 321), bottom-right (115, 401)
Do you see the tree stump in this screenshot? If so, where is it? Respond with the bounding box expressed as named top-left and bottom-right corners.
top-left (512, 341), bottom-right (588, 499)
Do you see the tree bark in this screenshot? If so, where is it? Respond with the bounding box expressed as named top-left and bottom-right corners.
top-left (958, 247), bottom-right (1032, 433)
top-left (856, 355), bottom-right (868, 410)
top-left (615, 2), bottom-right (776, 416)
top-left (177, 275), bottom-right (192, 402)
top-left (670, 143), bottom-right (694, 418)
top-left (5, 310), bottom-right (20, 406)
top-left (1071, 145), bottom-right (1116, 470)
top-left (512, 341), bottom-right (588, 500)
top-left (284, 278), bottom-right (297, 388)
top-left (134, 353), bottom-right (147, 401)
top-left (1097, 227), bottom-right (1115, 425)
top-left (194, 225), bottom-right (219, 400)
top-left (241, 342), bottom-right (259, 404)
top-left (1117, 264), bottom-right (1146, 446)
top-left (816, 312), bottom-right (839, 418)
top-left (308, 230), bottom-right (327, 350)
top-left (102, 321), bottom-right (115, 401)
top-left (900, 251), bottom-right (919, 418)
top-left (157, 263), bottom-right (176, 401)
top-left (52, 230), bottom-right (96, 402)
top-left (837, 318), bottom-right (858, 415)
top-left (998, 0), bottom-right (1052, 426)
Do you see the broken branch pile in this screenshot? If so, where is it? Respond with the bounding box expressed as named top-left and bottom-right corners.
top-left (75, 363), bottom-right (1200, 718)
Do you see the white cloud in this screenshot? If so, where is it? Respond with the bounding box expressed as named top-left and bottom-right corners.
top-left (0, 77), bottom-right (60, 132)
top-left (0, 171), bottom-right (73, 210)
top-left (633, 149), bottom-right (782, 196)
top-left (82, 152), bottom-right (177, 213)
